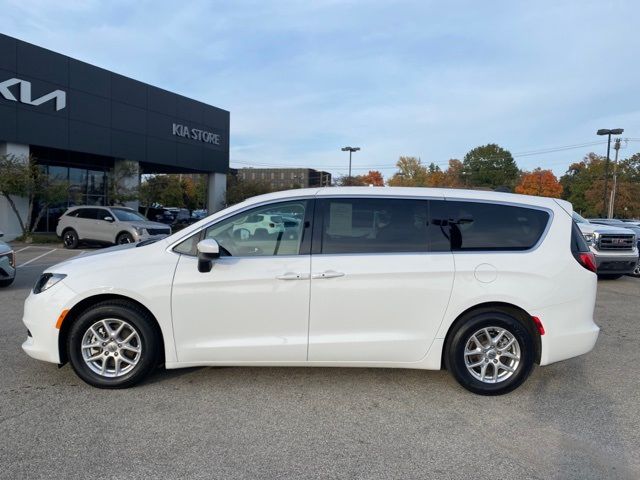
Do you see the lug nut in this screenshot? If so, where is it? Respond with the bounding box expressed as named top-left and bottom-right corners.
top-left (102, 342), bottom-right (107, 346)
top-left (114, 352), bottom-right (118, 356)
top-left (104, 352), bottom-right (109, 356)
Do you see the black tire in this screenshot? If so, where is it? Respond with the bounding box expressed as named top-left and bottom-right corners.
top-left (598, 274), bottom-right (623, 280)
top-left (67, 300), bottom-right (160, 389)
top-left (445, 310), bottom-right (535, 396)
top-left (117, 232), bottom-right (134, 245)
top-left (629, 264), bottom-right (640, 278)
top-left (0, 277), bottom-right (14, 288)
top-left (62, 229), bottom-right (79, 249)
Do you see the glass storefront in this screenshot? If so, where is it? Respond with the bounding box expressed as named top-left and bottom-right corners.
top-left (34, 165), bottom-right (109, 233)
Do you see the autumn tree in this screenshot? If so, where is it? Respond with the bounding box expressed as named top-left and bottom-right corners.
top-left (445, 159), bottom-right (466, 187)
top-left (225, 174), bottom-right (272, 206)
top-left (387, 157), bottom-right (429, 186)
top-left (359, 170), bottom-right (384, 186)
top-left (515, 168), bottom-right (563, 198)
top-left (463, 144), bottom-right (519, 190)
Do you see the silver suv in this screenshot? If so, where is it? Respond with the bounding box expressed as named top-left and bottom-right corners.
top-left (56, 206), bottom-right (171, 249)
top-left (0, 231), bottom-right (16, 287)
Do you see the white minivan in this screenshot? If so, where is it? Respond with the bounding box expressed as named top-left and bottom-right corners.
top-left (22, 187), bottom-right (599, 395)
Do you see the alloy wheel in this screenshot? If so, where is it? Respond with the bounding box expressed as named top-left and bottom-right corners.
top-left (463, 326), bottom-right (521, 384)
top-left (81, 318), bottom-right (142, 378)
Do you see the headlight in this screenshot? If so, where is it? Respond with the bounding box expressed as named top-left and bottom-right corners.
top-left (133, 227), bottom-right (146, 235)
top-left (33, 273), bottom-right (67, 294)
top-left (582, 233), bottom-right (595, 245)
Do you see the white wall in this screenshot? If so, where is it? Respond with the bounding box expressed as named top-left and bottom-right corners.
top-left (0, 143), bottom-right (30, 241)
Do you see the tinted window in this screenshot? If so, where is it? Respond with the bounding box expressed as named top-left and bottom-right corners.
top-left (319, 198), bottom-right (428, 254)
top-left (437, 201), bottom-right (550, 251)
top-left (96, 209), bottom-right (112, 221)
top-left (571, 221), bottom-right (590, 253)
top-left (112, 208), bottom-right (147, 222)
top-left (76, 208), bottom-right (99, 219)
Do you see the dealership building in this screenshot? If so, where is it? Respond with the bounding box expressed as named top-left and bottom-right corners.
top-left (0, 33), bottom-right (229, 240)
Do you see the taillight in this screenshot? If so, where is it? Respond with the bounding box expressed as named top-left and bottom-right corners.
top-left (577, 252), bottom-right (597, 273)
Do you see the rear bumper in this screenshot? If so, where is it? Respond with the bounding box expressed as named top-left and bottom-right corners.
top-left (540, 323), bottom-right (599, 365)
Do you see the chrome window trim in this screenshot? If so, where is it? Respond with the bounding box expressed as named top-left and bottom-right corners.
top-left (166, 193), bottom-right (555, 256)
top-left (167, 195), bottom-right (316, 256)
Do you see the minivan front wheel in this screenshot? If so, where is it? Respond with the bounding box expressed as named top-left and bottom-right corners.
top-left (445, 311), bottom-right (534, 395)
top-left (67, 300), bottom-right (160, 388)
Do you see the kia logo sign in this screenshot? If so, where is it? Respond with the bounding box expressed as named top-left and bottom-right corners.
top-left (172, 123), bottom-right (221, 145)
top-left (0, 78), bottom-right (66, 111)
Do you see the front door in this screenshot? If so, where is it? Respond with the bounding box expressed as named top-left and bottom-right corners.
top-left (308, 197), bottom-right (455, 363)
top-left (171, 199), bottom-right (313, 363)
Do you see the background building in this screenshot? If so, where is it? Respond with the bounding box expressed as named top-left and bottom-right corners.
top-left (0, 33), bottom-right (229, 240)
top-left (236, 168), bottom-right (331, 190)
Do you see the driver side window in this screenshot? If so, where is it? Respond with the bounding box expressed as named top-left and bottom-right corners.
top-left (174, 200), bottom-right (309, 257)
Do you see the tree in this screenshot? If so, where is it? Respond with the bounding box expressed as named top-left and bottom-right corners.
top-left (0, 154), bottom-right (68, 240)
top-left (225, 174), bottom-right (272, 205)
top-left (560, 153), bottom-right (606, 216)
top-left (335, 175), bottom-right (366, 186)
top-left (109, 160), bottom-right (139, 205)
top-left (462, 144), bottom-right (519, 190)
top-left (387, 157), bottom-right (429, 186)
top-left (359, 170), bottom-right (384, 186)
top-left (515, 168), bottom-right (563, 198)
top-left (445, 159), bottom-right (466, 187)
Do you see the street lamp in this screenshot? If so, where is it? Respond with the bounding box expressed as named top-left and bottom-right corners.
top-left (341, 146), bottom-right (360, 178)
top-left (597, 128), bottom-right (623, 217)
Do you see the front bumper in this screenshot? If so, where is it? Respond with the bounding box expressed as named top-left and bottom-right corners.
top-left (0, 255), bottom-right (16, 280)
top-left (590, 247), bottom-right (639, 274)
top-left (22, 281), bottom-right (77, 364)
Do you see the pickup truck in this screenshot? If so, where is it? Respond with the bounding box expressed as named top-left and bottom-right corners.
top-left (573, 213), bottom-right (639, 279)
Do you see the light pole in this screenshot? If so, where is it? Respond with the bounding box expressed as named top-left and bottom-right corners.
top-left (608, 138), bottom-right (621, 219)
top-left (341, 146), bottom-right (360, 179)
top-left (597, 128), bottom-right (624, 217)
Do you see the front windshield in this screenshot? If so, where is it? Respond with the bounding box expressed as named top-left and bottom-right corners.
top-left (572, 212), bottom-right (589, 224)
top-left (112, 209), bottom-right (148, 222)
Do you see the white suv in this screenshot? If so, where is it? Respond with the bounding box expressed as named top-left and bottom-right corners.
top-left (22, 187), bottom-right (599, 395)
top-left (56, 206), bottom-right (171, 248)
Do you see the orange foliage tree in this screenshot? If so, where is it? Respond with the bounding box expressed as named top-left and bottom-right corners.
top-left (359, 170), bottom-right (384, 186)
top-left (515, 168), bottom-right (563, 198)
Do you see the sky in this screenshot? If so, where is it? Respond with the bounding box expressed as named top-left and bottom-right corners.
top-left (1, 0), bottom-right (639, 179)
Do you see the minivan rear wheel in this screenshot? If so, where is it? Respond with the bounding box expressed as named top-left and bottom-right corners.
top-left (445, 311), bottom-right (535, 395)
top-left (67, 300), bottom-right (160, 388)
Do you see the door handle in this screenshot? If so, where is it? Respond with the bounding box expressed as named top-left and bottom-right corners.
top-left (311, 270), bottom-right (345, 279)
top-left (276, 272), bottom-right (308, 280)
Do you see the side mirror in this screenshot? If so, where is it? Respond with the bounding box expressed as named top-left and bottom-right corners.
top-left (104, 216), bottom-right (114, 222)
top-left (197, 238), bottom-right (220, 273)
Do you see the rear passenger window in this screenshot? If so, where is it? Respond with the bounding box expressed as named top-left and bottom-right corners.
top-left (436, 201), bottom-right (550, 251)
top-left (319, 198), bottom-right (429, 254)
top-left (76, 208), bottom-right (98, 219)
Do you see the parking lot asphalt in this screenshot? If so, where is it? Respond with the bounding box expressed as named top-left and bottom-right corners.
top-left (0, 246), bottom-right (639, 480)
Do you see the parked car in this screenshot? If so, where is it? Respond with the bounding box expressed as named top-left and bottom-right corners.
top-left (23, 187), bottom-right (599, 395)
top-left (588, 219), bottom-right (640, 277)
top-left (231, 213), bottom-right (285, 240)
top-left (56, 206), bottom-right (172, 249)
top-left (0, 231), bottom-right (16, 287)
top-left (573, 213), bottom-right (639, 279)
